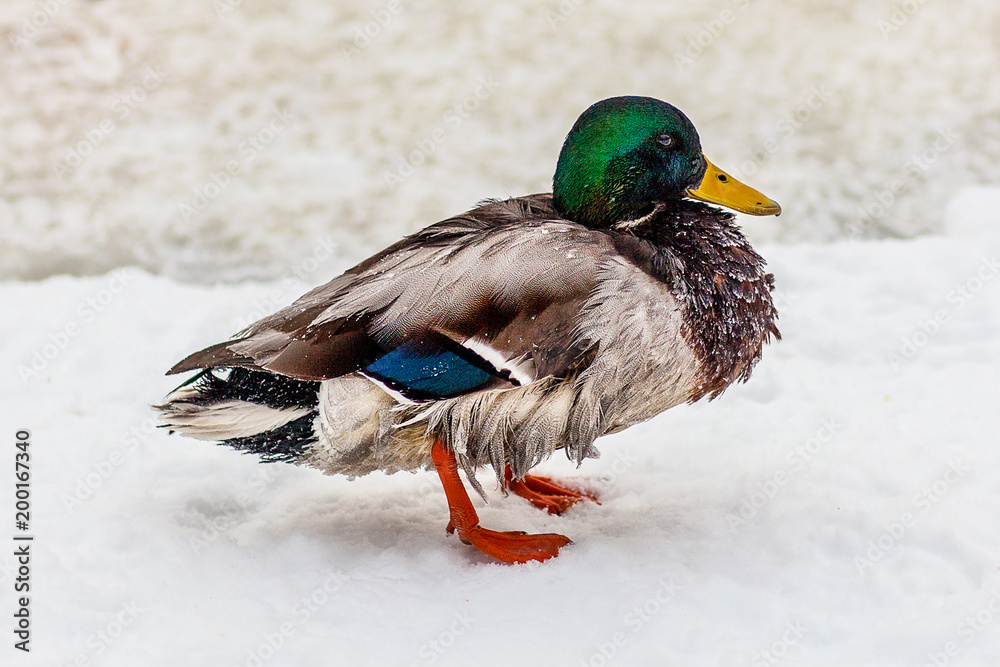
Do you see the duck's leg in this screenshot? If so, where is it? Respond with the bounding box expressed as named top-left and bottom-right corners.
top-left (431, 440), bottom-right (570, 564)
top-left (505, 466), bottom-right (601, 515)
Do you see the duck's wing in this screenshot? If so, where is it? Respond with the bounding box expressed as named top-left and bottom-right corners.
top-left (169, 202), bottom-right (612, 402)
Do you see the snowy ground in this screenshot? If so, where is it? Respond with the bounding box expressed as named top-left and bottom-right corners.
top-left (4, 1), bottom-right (1000, 664)
top-left (1, 187), bottom-right (999, 666)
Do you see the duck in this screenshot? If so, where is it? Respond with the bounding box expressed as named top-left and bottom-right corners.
top-left (157, 95), bottom-right (781, 564)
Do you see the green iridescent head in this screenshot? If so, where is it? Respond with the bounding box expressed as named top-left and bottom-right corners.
top-left (552, 96), bottom-right (781, 228)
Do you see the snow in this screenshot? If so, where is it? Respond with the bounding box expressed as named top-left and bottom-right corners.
top-left (1, 187), bottom-right (998, 666)
top-left (4, 1), bottom-right (1000, 664)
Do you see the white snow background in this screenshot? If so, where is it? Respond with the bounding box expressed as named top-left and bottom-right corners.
top-left (2, 1), bottom-right (1000, 666)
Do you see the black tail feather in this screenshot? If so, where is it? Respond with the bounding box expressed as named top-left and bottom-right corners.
top-left (173, 367), bottom-right (320, 410)
top-left (222, 412), bottom-right (318, 463)
top-left (158, 367), bottom-right (322, 462)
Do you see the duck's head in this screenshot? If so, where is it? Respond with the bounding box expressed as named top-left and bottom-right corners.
top-left (553, 96), bottom-right (781, 228)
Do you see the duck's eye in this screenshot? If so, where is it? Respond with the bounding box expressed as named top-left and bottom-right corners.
top-left (656, 134), bottom-right (674, 149)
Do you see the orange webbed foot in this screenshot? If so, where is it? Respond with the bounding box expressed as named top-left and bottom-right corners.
top-left (432, 440), bottom-right (572, 564)
top-left (505, 466), bottom-right (601, 515)
top-left (455, 525), bottom-right (571, 564)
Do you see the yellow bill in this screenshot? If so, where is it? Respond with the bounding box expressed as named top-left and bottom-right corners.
top-left (687, 157), bottom-right (781, 216)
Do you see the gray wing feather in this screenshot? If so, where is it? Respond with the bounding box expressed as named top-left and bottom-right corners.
top-left (171, 199), bottom-right (617, 386)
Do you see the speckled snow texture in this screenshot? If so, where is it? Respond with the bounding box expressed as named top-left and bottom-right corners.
top-left (1, 187), bottom-right (999, 666)
top-left (2, 0), bottom-right (1000, 281)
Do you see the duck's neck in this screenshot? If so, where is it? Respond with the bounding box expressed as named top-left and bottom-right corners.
top-left (621, 201), bottom-right (780, 400)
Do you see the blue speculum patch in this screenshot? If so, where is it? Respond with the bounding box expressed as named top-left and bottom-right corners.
top-left (364, 342), bottom-right (493, 398)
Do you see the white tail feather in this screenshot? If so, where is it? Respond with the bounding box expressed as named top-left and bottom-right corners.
top-left (159, 400), bottom-right (312, 441)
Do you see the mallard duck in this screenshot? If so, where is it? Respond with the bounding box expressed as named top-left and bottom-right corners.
top-left (157, 96), bottom-right (781, 564)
